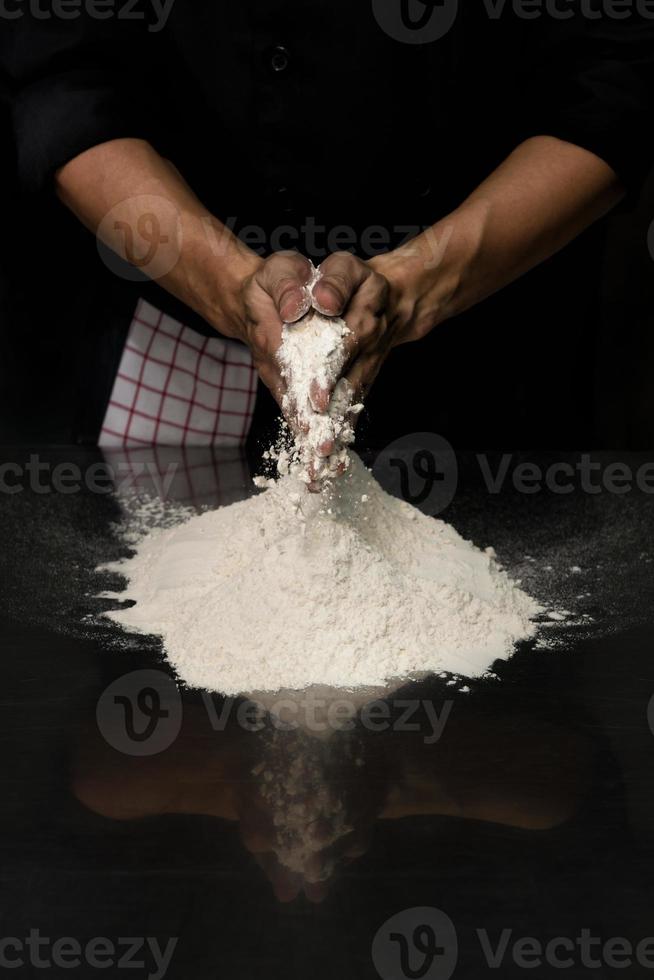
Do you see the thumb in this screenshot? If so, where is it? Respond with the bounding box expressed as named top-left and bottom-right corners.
top-left (257, 251), bottom-right (313, 323)
top-left (313, 252), bottom-right (367, 316)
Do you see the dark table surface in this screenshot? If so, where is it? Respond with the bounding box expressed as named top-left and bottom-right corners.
top-left (1, 444), bottom-right (654, 980)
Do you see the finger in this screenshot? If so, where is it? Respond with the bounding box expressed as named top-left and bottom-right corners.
top-left (254, 853), bottom-right (304, 903)
top-left (255, 357), bottom-right (287, 410)
top-left (343, 351), bottom-right (386, 404)
top-left (307, 459), bottom-right (323, 493)
top-left (309, 378), bottom-right (330, 414)
top-left (256, 251), bottom-right (314, 323)
top-left (342, 276), bottom-right (389, 359)
top-left (322, 827), bottom-right (371, 869)
top-left (239, 801), bottom-right (275, 855)
top-left (334, 284), bottom-right (390, 385)
top-left (266, 859), bottom-right (304, 903)
top-left (313, 252), bottom-right (368, 317)
top-left (273, 871), bottom-right (303, 903)
top-left (303, 880), bottom-right (329, 904)
top-left (317, 437), bottom-right (335, 458)
top-left (307, 453), bottom-right (331, 491)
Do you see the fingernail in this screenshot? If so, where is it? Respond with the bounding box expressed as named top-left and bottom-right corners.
top-left (281, 290), bottom-right (311, 323)
top-left (309, 380), bottom-right (331, 413)
top-left (317, 439), bottom-right (335, 458)
top-left (313, 282), bottom-right (344, 315)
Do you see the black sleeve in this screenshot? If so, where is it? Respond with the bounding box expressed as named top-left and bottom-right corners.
top-left (0, 5), bottom-right (157, 193)
top-left (522, 8), bottom-right (654, 193)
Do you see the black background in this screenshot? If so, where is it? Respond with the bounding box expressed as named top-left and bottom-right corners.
top-left (0, 7), bottom-right (653, 452)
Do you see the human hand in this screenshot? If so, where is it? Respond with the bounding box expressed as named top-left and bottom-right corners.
top-left (312, 229), bottom-right (462, 404)
top-left (220, 250), bottom-right (315, 408)
top-left (310, 251), bottom-right (391, 407)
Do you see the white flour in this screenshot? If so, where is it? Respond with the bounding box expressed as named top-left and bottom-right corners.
top-left (103, 453), bottom-right (540, 694)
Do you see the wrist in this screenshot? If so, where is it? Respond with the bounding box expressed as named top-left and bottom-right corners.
top-left (370, 207), bottom-right (484, 342)
top-left (206, 245), bottom-right (263, 342)
top-left (175, 213), bottom-right (263, 340)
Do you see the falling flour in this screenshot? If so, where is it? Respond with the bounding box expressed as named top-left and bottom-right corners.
top-left (267, 292), bottom-right (362, 488)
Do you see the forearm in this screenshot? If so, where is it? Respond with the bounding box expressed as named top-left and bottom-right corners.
top-left (447, 135), bottom-right (623, 314)
top-left (374, 136), bottom-right (624, 340)
top-left (56, 138), bottom-right (261, 337)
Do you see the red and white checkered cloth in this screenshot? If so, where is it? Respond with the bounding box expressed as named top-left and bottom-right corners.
top-left (99, 299), bottom-right (257, 447)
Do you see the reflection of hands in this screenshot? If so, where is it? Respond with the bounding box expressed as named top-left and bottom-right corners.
top-left (236, 735), bottom-right (388, 903)
top-left (237, 788), bottom-right (337, 904)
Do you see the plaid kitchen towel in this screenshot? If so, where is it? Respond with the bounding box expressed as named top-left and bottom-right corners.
top-left (99, 299), bottom-right (257, 447)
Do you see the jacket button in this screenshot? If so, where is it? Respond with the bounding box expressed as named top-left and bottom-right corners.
top-left (277, 186), bottom-right (294, 212)
top-left (270, 45), bottom-right (290, 72)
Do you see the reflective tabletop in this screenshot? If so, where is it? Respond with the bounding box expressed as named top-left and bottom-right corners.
top-left (1, 445), bottom-right (654, 980)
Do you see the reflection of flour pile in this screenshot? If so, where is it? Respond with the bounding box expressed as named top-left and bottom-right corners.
top-left (103, 305), bottom-right (540, 693)
top-left (253, 732), bottom-right (353, 882)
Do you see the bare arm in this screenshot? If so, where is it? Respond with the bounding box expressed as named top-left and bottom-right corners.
top-left (56, 136), bottom-right (623, 419)
top-left (376, 135), bottom-right (624, 337)
top-left (311, 136), bottom-right (624, 399)
top-left (56, 138), bottom-right (314, 403)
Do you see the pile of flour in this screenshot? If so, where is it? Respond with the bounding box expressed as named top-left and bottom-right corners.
top-left (103, 452), bottom-right (540, 693)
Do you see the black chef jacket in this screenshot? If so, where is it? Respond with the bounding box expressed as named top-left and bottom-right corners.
top-left (0, 1), bottom-right (653, 447)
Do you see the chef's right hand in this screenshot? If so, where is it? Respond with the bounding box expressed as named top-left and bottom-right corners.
top-left (229, 251), bottom-right (315, 409)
